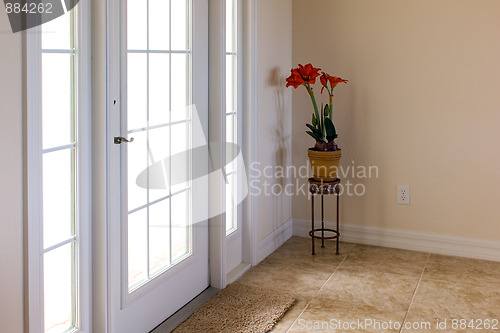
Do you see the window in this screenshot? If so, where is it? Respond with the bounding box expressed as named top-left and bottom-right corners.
top-left (26, 6), bottom-right (90, 333)
top-left (225, 0), bottom-right (239, 235)
top-left (126, 0), bottom-right (193, 291)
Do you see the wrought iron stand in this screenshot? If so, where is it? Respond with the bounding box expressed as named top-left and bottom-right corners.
top-left (309, 178), bottom-right (341, 255)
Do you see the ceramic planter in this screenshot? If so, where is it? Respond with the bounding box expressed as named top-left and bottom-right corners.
top-left (307, 148), bottom-right (342, 182)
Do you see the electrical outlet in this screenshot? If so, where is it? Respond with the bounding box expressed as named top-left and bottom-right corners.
top-left (397, 185), bottom-right (410, 205)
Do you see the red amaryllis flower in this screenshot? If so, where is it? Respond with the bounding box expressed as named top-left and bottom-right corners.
top-left (286, 64), bottom-right (321, 89)
top-left (320, 72), bottom-right (348, 93)
top-left (296, 63), bottom-right (321, 84)
top-left (285, 69), bottom-right (305, 89)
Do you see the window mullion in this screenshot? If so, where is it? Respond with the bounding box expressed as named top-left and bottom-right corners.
top-left (43, 236), bottom-right (77, 254)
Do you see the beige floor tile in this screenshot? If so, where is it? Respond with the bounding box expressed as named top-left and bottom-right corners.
top-left (318, 268), bottom-right (420, 311)
top-left (231, 238), bottom-right (499, 333)
top-left (271, 296), bottom-right (312, 333)
top-left (288, 297), bottom-right (406, 333)
top-left (423, 254), bottom-right (500, 290)
top-left (235, 259), bottom-right (333, 298)
top-left (262, 237), bottom-right (355, 271)
top-left (341, 244), bottom-right (429, 276)
top-left (270, 236), bottom-right (357, 258)
top-left (236, 237), bottom-right (354, 298)
top-left (402, 279), bottom-right (500, 332)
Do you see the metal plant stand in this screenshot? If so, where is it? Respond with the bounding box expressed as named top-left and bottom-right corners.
top-left (309, 178), bottom-right (341, 255)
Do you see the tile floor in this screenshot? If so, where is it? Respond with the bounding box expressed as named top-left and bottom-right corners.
top-left (234, 237), bottom-right (500, 333)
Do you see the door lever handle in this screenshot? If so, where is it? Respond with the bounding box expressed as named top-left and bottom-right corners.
top-left (114, 136), bottom-right (135, 144)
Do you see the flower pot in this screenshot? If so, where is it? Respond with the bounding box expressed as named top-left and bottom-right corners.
top-left (308, 148), bottom-right (342, 182)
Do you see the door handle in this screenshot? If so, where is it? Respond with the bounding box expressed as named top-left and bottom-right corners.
top-left (114, 136), bottom-right (135, 144)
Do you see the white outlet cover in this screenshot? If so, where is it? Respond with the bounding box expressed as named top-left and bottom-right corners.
top-left (397, 185), bottom-right (410, 205)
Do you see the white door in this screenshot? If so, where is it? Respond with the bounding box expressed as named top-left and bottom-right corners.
top-left (107, 0), bottom-right (209, 332)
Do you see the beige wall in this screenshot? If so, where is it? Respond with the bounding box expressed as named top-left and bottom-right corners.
top-left (292, 0), bottom-right (500, 241)
top-left (256, 0), bottom-right (293, 240)
top-left (0, 10), bottom-right (25, 333)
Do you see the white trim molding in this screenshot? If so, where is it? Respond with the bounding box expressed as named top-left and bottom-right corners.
top-left (293, 218), bottom-right (500, 262)
top-left (257, 218), bottom-right (293, 263)
top-left (242, 0), bottom-right (259, 267)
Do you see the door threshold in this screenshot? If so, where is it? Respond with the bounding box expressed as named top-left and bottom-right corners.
top-left (226, 262), bottom-right (252, 284)
top-left (150, 286), bottom-right (219, 333)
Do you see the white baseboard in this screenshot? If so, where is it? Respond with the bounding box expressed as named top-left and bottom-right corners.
top-left (293, 218), bottom-right (500, 262)
top-left (227, 263), bottom-right (252, 284)
top-left (257, 218), bottom-right (294, 263)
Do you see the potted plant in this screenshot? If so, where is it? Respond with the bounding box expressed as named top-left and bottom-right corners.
top-left (286, 63), bottom-right (348, 181)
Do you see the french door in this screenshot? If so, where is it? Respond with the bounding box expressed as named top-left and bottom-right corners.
top-left (107, 0), bottom-right (209, 331)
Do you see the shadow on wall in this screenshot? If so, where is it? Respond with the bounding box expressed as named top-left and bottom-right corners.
top-left (267, 66), bottom-right (291, 237)
top-left (268, 66), bottom-right (290, 188)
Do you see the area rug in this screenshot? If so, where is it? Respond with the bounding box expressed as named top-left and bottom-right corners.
top-left (173, 283), bottom-right (296, 333)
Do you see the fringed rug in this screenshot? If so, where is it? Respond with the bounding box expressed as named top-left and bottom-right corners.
top-left (173, 283), bottom-right (296, 333)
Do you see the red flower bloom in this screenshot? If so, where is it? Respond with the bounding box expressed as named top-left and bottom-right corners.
top-left (297, 63), bottom-right (321, 84)
top-left (285, 69), bottom-right (305, 89)
top-left (320, 72), bottom-right (348, 93)
top-left (285, 63), bottom-right (321, 89)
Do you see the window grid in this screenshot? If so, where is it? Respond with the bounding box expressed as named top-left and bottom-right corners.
top-left (127, 0), bottom-right (192, 292)
top-left (225, 0), bottom-right (238, 235)
top-left (41, 9), bottom-right (79, 333)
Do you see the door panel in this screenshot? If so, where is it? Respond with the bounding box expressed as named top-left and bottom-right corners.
top-left (107, 0), bottom-right (209, 331)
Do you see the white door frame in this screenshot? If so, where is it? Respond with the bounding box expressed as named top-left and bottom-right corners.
top-left (90, 0), bottom-right (260, 331)
top-left (208, 0), bottom-right (260, 290)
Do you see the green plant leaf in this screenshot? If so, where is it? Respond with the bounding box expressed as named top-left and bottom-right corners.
top-left (320, 103), bottom-right (324, 139)
top-left (314, 106), bottom-right (320, 128)
top-left (306, 123), bottom-right (321, 134)
top-left (324, 104), bottom-right (330, 118)
top-left (312, 114), bottom-right (317, 127)
top-left (325, 117), bottom-right (337, 142)
top-left (306, 130), bottom-right (322, 141)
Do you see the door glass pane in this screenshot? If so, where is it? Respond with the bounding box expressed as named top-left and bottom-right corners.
top-left (127, 53), bottom-right (148, 130)
top-left (226, 0), bottom-right (234, 52)
top-left (43, 149), bottom-right (74, 248)
top-left (226, 114), bottom-right (235, 174)
top-left (149, 54), bottom-right (170, 126)
top-left (128, 209), bottom-right (148, 289)
top-left (225, 173), bottom-right (235, 233)
top-left (170, 122), bottom-right (189, 194)
top-left (42, 14), bottom-right (71, 50)
top-left (226, 55), bottom-right (235, 113)
top-left (127, 0), bottom-right (147, 50)
top-left (149, 199), bottom-right (170, 275)
top-left (44, 243), bottom-right (74, 333)
top-left (149, 0), bottom-right (169, 50)
top-left (42, 53), bottom-right (73, 149)
top-left (171, 0), bottom-right (188, 50)
top-left (171, 191), bottom-right (189, 261)
top-left (128, 131), bottom-right (148, 211)
top-left (171, 54), bottom-right (189, 122)
top-left (149, 126), bottom-right (170, 202)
